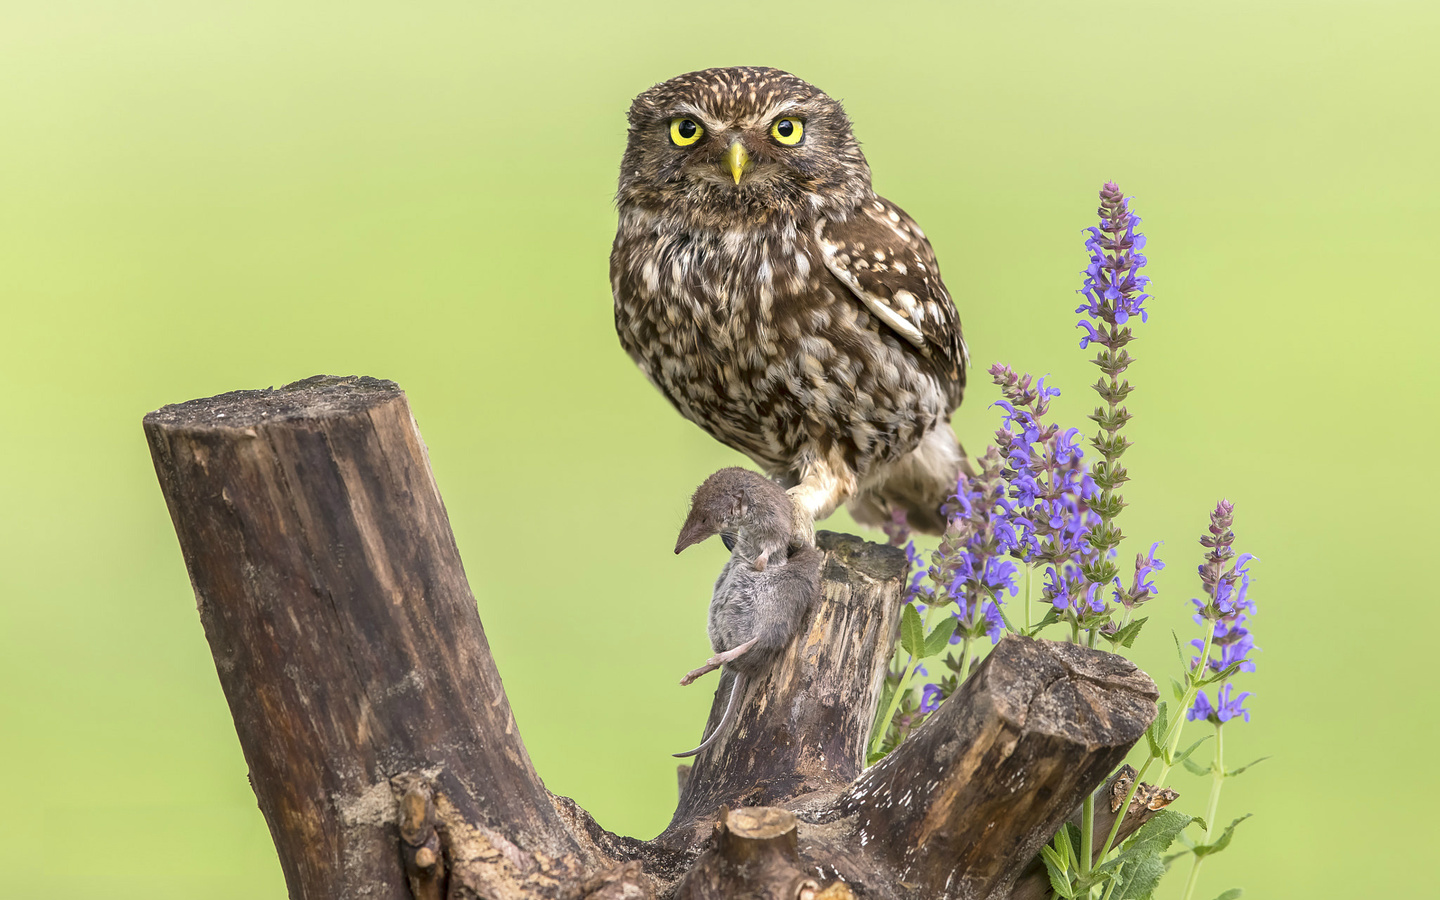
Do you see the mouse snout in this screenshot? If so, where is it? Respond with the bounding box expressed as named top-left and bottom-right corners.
top-left (674, 518), bottom-right (712, 555)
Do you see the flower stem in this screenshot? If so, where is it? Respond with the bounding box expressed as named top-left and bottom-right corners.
top-left (1024, 565), bottom-right (1033, 632)
top-left (870, 604), bottom-right (939, 758)
top-left (958, 633), bottom-right (975, 683)
top-left (870, 654), bottom-right (917, 758)
top-left (1179, 722), bottom-right (1225, 900)
top-left (1096, 619), bottom-right (1217, 861)
top-left (1154, 620), bottom-right (1217, 786)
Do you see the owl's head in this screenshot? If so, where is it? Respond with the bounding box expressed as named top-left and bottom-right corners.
top-left (618, 67), bottom-right (872, 228)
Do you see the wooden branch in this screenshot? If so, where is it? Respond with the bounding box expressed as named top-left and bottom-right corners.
top-left (144, 376), bottom-right (585, 899)
top-left (820, 636), bottom-right (1159, 899)
top-left (145, 376), bottom-right (1164, 900)
top-left (673, 808), bottom-right (852, 900)
top-left (664, 532), bottom-right (908, 847)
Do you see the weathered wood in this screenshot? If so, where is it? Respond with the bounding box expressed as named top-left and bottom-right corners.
top-left (664, 532), bottom-right (908, 847)
top-left (673, 808), bottom-right (848, 900)
top-left (145, 376), bottom-right (1164, 900)
top-left (397, 777), bottom-right (446, 900)
top-left (824, 636), bottom-right (1159, 899)
top-left (144, 376), bottom-right (584, 899)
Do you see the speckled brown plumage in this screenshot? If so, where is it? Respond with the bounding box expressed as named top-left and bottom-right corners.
top-left (611, 66), bottom-right (969, 535)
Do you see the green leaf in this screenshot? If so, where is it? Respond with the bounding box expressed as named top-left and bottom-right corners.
top-left (869, 680), bottom-right (896, 745)
top-left (1124, 809), bottom-right (1193, 858)
top-left (1170, 677), bottom-right (1187, 701)
top-left (1171, 735), bottom-right (1212, 767)
top-left (1172, 631), bottom-right (1189, 669)
top-left (924, 617), bottom-right (958, 658)
top-left (1113, 854), bottom-right (1165, 900)
top-left (1226, 757), bottom-right (1271, 777)
top-left (1052, 821), bottom-right (1076, 866)
top-left (1182, 757), bottom-right (1213, 777)
top-left (1029, 605), bottom-right (1062, 636)
top-left (1102, 810), bottom-right (1195, 900)
top-left (1107, 616), bottom-right (1149, 649)
top-left (1041, 850), bottom-right (1078, 900)
top-left (1200, 662), bottom-right (1243, 686)
top-left (1145, 702), bottom-right (1169, 756)
top-left (1193, 814), bottom-right (1252, 858)
top-left (1212, 889), bottom-right (1244, 900)
top-left (900, 604), bottom-right (925, 658)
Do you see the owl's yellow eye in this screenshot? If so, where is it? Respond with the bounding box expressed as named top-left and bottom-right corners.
top-left (770, 117), bottom-right (804, 145)
top-left (669, 118), bottom-right (703, 146)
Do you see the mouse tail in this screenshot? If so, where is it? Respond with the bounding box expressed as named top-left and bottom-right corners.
top-left (673, 671), bottom-right (745, 759)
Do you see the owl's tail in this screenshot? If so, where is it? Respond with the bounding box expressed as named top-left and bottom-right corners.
top-left (847, 424), bottom-right (971, 536)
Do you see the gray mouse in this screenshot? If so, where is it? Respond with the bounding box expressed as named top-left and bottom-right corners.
top-left (672, 468), bottom-right (822, 758)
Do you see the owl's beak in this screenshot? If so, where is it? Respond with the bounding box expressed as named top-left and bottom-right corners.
top-left (723, 141), bottom-right (750, 185)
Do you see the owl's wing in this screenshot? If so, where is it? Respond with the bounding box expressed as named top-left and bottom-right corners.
top-left (818, 197), bottom-right (967, 392)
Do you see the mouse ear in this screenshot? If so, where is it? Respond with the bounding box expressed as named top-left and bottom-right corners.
top-left (732, 491), bottom-right (747, 518)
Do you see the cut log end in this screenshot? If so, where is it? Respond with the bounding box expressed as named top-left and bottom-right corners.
top-left (145, 374), bottom-right (404, 431)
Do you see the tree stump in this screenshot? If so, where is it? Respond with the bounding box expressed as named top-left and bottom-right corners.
top-left (144, 376), bottom-right (1161, 900)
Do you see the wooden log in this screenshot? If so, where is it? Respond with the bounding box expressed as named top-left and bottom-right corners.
top-left (144, 376), bottom-right (585, 899)
top-left (825, 635), bottom-right (1159, 899)
top-left (144, 376), bottom-right (1165, 900)
top-left (664, 533), bottom-right (908, 847)
top-left (672, 808), bottom-right (846, 900)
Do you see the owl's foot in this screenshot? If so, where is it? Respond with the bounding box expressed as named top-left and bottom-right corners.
top-left (679, 637), bottom-right (759, 686)
top-left (787, 510), bottom-right (816, 551)
top-left (784, 455), bottom-right (854, 549)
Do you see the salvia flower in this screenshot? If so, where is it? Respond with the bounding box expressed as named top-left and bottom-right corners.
top-left (1075, 183), bottom-right (1154, 602)
top-left (1188, 683), bottom-right (1252, 724)
top-left (1077, 182), bottom-right (1151, 336)
top-left (1193, 501), bottom-right (1256, 621)
top-left (1112, 542), bottom-right (1165, 608)
top-left (928, 447), bottom-right (1018, 644)
top-left (1192, 607), bottom-right (1259, 676)
top-left (901, 539), bottom-right (931, 604)
top-left (989, 364), bottom-right (1103, 615)
top-left (883, 508), bottom-right (911, 547)
top-left (1188, 500), bottom-right (1259, 722)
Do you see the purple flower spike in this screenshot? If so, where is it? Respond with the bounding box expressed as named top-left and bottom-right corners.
top-left (1188, 501), bottom-right (1259, 723)
top-left (1076, 182), bottom-right (1152, 344)
top-left (988, 365), bottom-right (1105, 617)
top-left (928, 447), bottom-right (1019, 644)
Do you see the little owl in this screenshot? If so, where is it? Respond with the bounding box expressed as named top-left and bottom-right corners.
top-left (611, 66), bottom-right (968, 539)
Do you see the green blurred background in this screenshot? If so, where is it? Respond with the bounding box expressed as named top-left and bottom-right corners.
top-left (1, 1), bottom-right (1433, 896)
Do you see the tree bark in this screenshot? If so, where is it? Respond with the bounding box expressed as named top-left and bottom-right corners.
top-left (664, 532), bottom-right (909, 847)
top-left (144, 376), bottom-right (585, 898)
top-left (145, 376), bottom-right (1163, 900)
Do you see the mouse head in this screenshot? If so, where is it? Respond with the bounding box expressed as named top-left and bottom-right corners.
top-left (675, 467), bottom-right (793, 554)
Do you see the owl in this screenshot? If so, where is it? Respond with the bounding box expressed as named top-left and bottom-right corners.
top-left (611, 66), bottom-right (968, 538)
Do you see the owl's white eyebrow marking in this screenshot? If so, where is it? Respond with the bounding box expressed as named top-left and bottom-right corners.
top-left (733, 99), bottom-right (806, 130)
top-left (668, 102), bottom-right (721, 130)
